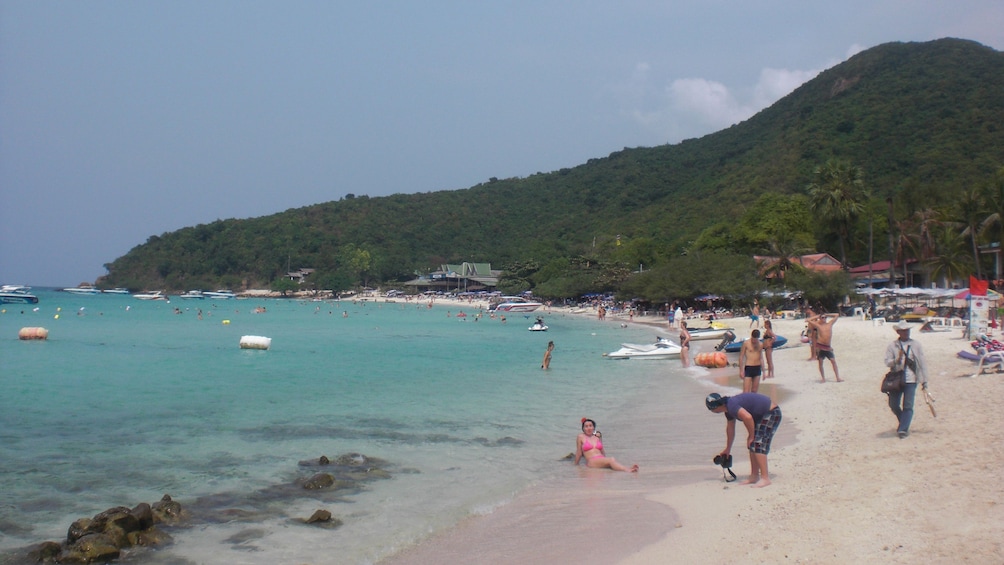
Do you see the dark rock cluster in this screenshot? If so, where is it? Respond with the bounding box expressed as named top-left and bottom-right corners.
top-left (16, 453), bottom-right (393, 563)
top-left (24, 495), bottom-right (182, 564)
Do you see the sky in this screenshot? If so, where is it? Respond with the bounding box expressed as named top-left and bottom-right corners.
top-left (2, 2), bottom-right (1002, 287)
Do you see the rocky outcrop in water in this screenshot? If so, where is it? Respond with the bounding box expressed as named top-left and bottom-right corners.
top-left (15, 454), bottom-right (392, 563)
top-left (23, 495), bottom-right (182, 564)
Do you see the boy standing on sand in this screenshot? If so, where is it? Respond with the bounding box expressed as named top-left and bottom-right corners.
top-left (807, 313), bottom-right (842, 382)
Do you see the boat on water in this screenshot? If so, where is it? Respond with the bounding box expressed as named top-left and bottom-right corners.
top-left (134, 291), bottom-right (167, 300)
top-left (63, 285), bottom-right (101, 295)
top-left (179, 290), bottom-right (206, 299)
top-left (721, 335), bottom-right (788, 353)
top-left (686, 325), bottom-right (736, 341)
top-left (203, 290), bottom-right (237, 299)
top-left (605, 336), bottom-right (682, 360)
top-left (0, 285), bottom-right (39, 304)
top-left (529, 317), bottom-right (549, 331)
top-left (102, 288), bottom-right (131, 294)
top-left (490, 296), bottom-right (543, 313)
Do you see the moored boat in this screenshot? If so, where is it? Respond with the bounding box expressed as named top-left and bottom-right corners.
top-left (63, 285), bottom-right (101, 295)
top-left (721, 335), bottom-right (788, 353)
top-left (686, 325), bottom-right (737, 341)
top-left (179, 290), bottom-right (205, 299)
top-left (490, 296), bottom-right (543, 313)
top-left (604, 337), bottom-right (682, 360)
top-left (134, 291), bottom-right (167, 300)
top-left (102, 288), bottom-right (131, 294)
top-left (203, 290), bottom-right (237, 299)
top-left (0, 285), bottom-right (39, 304)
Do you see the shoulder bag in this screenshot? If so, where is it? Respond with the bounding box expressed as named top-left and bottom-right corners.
top-left (881, 344), bottom-right (910, 394)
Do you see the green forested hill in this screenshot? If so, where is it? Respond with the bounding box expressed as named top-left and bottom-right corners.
top-left (102, 38), bottom-right (1004, 296)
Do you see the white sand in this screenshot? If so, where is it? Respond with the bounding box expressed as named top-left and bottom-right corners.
top-left (381, 310), bottom-right (1004, 565)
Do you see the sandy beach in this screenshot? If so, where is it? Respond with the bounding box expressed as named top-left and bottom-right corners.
top-left (381, 307), bottom-right (1004, 565)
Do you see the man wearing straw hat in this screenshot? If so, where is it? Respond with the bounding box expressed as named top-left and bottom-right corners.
top-left (885, 321), bottom-right (929, 438)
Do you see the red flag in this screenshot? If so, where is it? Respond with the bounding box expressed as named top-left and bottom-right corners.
top-left (970, 275), bottom-right (988, 296)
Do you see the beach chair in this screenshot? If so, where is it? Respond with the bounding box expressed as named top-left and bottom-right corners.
top-left (956, 349), bottom-right (1004, 377)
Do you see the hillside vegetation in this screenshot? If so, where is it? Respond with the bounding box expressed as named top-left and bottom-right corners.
top-left (101, 39), bottom-right (1004, 303)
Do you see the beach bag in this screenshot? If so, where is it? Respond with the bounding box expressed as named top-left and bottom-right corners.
top-left (881, 369), bottom-right (905, 393)
top-left (881, 344), bottom-right (910, 393)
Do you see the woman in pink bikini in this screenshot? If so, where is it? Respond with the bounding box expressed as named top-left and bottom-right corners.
top-left (574, 418), bottom-right (638, 472)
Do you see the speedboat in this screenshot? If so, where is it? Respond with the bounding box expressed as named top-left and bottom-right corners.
top-left (605, 337), bottom-right (682, 360)
top-left (529, 318), bottom-right (548, 331)
top-left (102, 288), bottom-right (131, 294)
top-left (63, 285), bottom-right (101, 295)
top-left (490, 296), bottom-right (543, 313)
top-left (722, 335), bottom-right (788, 353)
top-left (179, 290), bottom-right (205, 299)
top-left (203, 289), bottom-right (237, 299)
top-left (0, 285), bottom-right (39, 304)
top-left (134, 291), bottom-right (167, 300)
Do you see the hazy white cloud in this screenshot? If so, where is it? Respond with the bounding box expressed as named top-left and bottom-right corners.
top-left (618, 52), bottom-right (856, 142)
top-left (751, 67), bottom-right (822, 108)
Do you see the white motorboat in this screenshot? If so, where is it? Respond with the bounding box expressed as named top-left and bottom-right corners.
top-left (102, 288), bottom-right (131, 294)
top-left (686, 326), bottom-right (736, 341)
top-left (203, 289), bottom-right (237, 299)
top-left (134, 291), bottom-right (167, 300)
top-left (179, 290), bottom-right (206, 299)
top-left (490, 296), bottom-right (543, 313)
top-left (529, 318), bottom-right (549, 331)
top-left (63, 285), bottom-right (101, 295)
top-left (604, 337), bottom-right (682, 360)
top-left (0, 285), bottom-right (38, 304)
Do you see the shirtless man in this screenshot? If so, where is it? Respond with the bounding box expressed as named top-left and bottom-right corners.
top-left (807, 313), bottom-right (842, 382)
top-left (739, 329), bottom-right (764, 393)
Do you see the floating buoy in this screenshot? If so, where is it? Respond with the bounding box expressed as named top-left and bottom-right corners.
top-left (239, 335), bottom-right (271, 350)
top-left (19, 327), bottom-right (49, 340)
top-left (222, 319), bottom-right (231, 325)
top-left (695, 351), bottom-right (728, 368)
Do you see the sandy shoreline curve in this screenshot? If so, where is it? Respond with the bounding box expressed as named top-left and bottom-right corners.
top-left (378, 304), bottom-right (1003, 565)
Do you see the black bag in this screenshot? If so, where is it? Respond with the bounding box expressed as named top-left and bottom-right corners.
top-left (881, 369), bottom-right (905, 393)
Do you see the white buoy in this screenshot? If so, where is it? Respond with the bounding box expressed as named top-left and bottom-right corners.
top-left (239, 335), bottom-right (271, 350)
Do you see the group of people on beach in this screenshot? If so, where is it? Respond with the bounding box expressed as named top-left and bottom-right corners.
top-left (575, 302), bottom-right (931, 486)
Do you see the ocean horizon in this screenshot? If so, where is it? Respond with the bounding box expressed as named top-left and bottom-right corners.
top-left (1, 290), bottom-right (733, 564)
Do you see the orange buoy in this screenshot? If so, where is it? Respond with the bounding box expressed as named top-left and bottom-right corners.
top-left (695, 351), bottom-right (729, 368)
top-left (18, 327), bottom-right (49, 340)
top-left (714, 351), bottom-right (728, 368)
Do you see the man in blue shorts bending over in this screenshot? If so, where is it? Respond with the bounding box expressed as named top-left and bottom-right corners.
top-left (705, 392), bottom-right (782, 488)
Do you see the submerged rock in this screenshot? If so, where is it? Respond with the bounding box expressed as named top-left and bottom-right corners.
top-left (22, 496), bottom-right (182, 564)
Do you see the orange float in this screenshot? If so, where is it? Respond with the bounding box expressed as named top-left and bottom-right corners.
top-left (695, 351), bottom-right (729, 368)
top-left (18, 327), bottom-right (49, 340)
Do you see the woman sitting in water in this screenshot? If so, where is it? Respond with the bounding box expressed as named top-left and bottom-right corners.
top-left (574, 418), bottom-right (638, 472)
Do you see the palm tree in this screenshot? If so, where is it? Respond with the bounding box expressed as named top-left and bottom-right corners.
top-left (978, 167), bottom-right (1004, 280)
top-left (758, 235), bottom-right (813, 284)
top-left (807, 159), bottom-right (867, 268)
top-left (927, 226), bottom-right (973, 287)
top-left (956, 187), bottom-right (986, 278)
top-left (899, 208), bottom-right (944, 287)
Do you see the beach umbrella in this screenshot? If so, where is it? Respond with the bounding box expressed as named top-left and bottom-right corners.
top-left (954, 288), bottom-right (1001, 300)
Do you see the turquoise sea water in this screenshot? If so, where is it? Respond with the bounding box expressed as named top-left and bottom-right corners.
top-left (0, 290), bottom-right (730, 564)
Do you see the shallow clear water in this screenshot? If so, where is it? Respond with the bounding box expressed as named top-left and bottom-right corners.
top-left (0, 291), bottom-right (727, 564)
